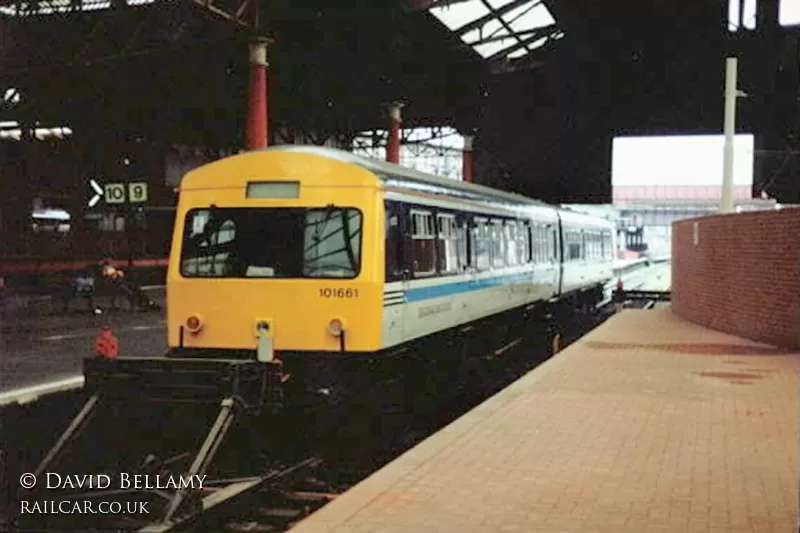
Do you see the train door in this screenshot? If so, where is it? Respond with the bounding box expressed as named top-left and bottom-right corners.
top-left (383, 201), bottom-right (408, 346)
top-left (545, 223), bottom-right (558, 297)
top-left (555, 218), bottom-right (564, 295)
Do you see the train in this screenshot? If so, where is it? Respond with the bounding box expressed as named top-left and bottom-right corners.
top-left (163, 145), bottom-right (615, 397)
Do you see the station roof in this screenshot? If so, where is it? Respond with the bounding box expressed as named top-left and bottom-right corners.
top-left (1, 0), bottom-right (800, 204)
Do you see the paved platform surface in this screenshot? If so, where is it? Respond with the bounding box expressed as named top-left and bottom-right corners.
top-left (290, 308), bottom-right (798, 533)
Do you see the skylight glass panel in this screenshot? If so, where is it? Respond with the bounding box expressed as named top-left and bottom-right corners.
top-left (504, 2), bottom-right (555, 32)
top-left (488, 0), bottom-right (518, 9)
top-left (506, 48), bottom-right (529, 59)
top-left (742, 0), bottom-right (756, 28)
top-left (779, 0), bottom-right (800, 26)
top-left (481, 18), bottom-right (507, 37)
top-left (473, 37), bottom-right (518, 58)
top-left (528, 36), bottom-right (548, 50)
top-left (430, 0), bottom-right (489, 31)
top-left (462, 28), bottom-right (481, 44)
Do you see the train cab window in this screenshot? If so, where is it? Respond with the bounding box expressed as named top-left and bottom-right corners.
top-left (473, 218), bottom-right (490, 271)
top-left (490, 220), bottom-right (505, 268)
top-left (411, 210), bottom-right (436, 277)
top-left (437, 213), bottom-right (459, 274)
top-left (181, 207), bottom-right (362, 279)
top-left (505, 223), bottom-right (518, 266)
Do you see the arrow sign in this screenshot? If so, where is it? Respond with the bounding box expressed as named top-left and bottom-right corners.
top-left (88, 179), bottom-right (103, 208)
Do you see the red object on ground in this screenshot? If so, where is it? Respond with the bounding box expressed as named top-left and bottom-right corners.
top-left (94, 327), bottom-right (119, 359)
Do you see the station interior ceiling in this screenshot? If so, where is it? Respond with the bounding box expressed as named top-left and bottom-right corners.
top-left (1, 0), bottom-right (800, 205)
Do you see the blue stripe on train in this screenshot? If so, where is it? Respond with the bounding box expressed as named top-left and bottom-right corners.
top-left (402, 272), bottom-right (533, 303)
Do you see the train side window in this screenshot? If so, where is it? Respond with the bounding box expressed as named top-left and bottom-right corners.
top-left (516, 221), bottom-right (527, 265)
top-left (437, 213), bottom-right (459, 274)
top-left (474, 218), bottom-right (490, 271)
top-left (411, 210), bottom-right (436, 277)
top-left (567, 230), bottom-right (580, 261)
top-left (535, 224), bottom-right (544, 264)
top-left (505, 223), bottom-right (518, 266)
top-left (490, 220), bottom-right (505, 268)
top-left (457, 221), bottom-right (470, 271)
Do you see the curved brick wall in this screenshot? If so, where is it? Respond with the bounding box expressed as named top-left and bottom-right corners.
top-left (672, 208), bottom-right (800, 348)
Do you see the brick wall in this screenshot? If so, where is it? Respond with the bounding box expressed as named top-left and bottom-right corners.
top-left (672, 208), bottom-right (800, 348)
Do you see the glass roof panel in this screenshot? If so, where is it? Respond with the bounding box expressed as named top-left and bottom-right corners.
top-left (780, 0), bottom-right (800, 26)
top-left (427, 0), bottom-right (562, 66)
top-left (429, 0), bottom-right (490, 31)
top-left (506, 47), bottom-right (529, 59)
top-left (488, 0), bottom-right (518, 9)
top-left (504, 2), bottom-right (555, 32)
top-left (481, 18), bottom-right (507, 37)
top-left (473, 37), bottom-right (518, 58)
top-left (528, 36), bottom-right (548, 50)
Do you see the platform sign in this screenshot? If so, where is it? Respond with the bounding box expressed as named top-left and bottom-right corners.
top-left (128, 182), bottom-right (148, 203)
top-left (104, 183), bottom-right (126, 204)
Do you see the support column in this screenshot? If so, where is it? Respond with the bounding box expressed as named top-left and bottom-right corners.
top-left (721, 57), bottom-right (738, 213)
top-left (462, 135), bottom-right (474, 183)
top-left (247, 38), bottom-right (270, 151)
top-left (387, 103), bottom-right (403, 164)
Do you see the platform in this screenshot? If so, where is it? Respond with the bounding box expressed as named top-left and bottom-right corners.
top-left (290, 308), bottom-right (798, 533)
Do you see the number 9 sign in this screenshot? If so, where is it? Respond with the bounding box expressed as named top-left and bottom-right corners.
top-left (128, 182), bottom-right (149, 203)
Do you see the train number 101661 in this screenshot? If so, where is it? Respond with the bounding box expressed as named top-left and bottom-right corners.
top-left (319, 288), bottom-right (359, 299)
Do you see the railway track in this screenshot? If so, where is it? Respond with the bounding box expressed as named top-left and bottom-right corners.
top-left (5, 307), bottom-right (611, 533)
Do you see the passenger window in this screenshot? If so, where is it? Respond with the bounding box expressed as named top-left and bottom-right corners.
top-left (474, 218), bottom-right (490, 271)
top-left (411, 211), bottom-right (436, 277)
top-left (437, 214), bottom-right (459, 274)
top-left (457, 222), bottom-right (470, 270)
top-left (506, 223), bottom-right (518, 266)
top-left (491, 220), bottom-right (504, 268)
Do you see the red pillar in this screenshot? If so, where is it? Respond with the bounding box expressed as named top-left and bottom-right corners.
top-left (462, 135), bottom-right (474, 183)
top-left (387, 103), bottom-right (403, 164)
top-left (247, 38), bottom-right (269, 150)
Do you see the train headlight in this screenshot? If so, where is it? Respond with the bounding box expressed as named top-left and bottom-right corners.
top-left (327, 318), bottom-right (345, 337)
top-left (186, 315), bottom-right (203, 333)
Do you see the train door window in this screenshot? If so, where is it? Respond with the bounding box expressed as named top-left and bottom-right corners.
top-left (474, 217), bottom-right (490, 271)
top-left (506, 222), bottom-right (518, 266)
top-left (490, 220), bottom-right (505, 268)
top-left (411, 210), bottom-right (436, 277)
top-left (384, 204), bottom-right (405, 282)
top-left (551, 226), bottom-right (559, 262)
top-left (437, 213), bottom-right (459, 274)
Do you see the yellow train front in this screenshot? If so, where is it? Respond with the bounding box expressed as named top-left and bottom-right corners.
top-left (167, 148), bottom-right (384, 374)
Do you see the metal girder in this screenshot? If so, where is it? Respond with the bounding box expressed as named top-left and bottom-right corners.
top-left (405, 0), bottom-right (472, 11)
top-left (456, 0), bottom-right (540, 36)
top-left (486, 23), bottom-right (556, 62)
top-left (186, 0), bottom-right (256, 29)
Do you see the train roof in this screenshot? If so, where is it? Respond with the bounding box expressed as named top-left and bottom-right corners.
top-left (263, 145), bottom-right (553, 210)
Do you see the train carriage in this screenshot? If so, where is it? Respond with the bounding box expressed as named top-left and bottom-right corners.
top-left (167, 146), bottom-right (615, 366)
